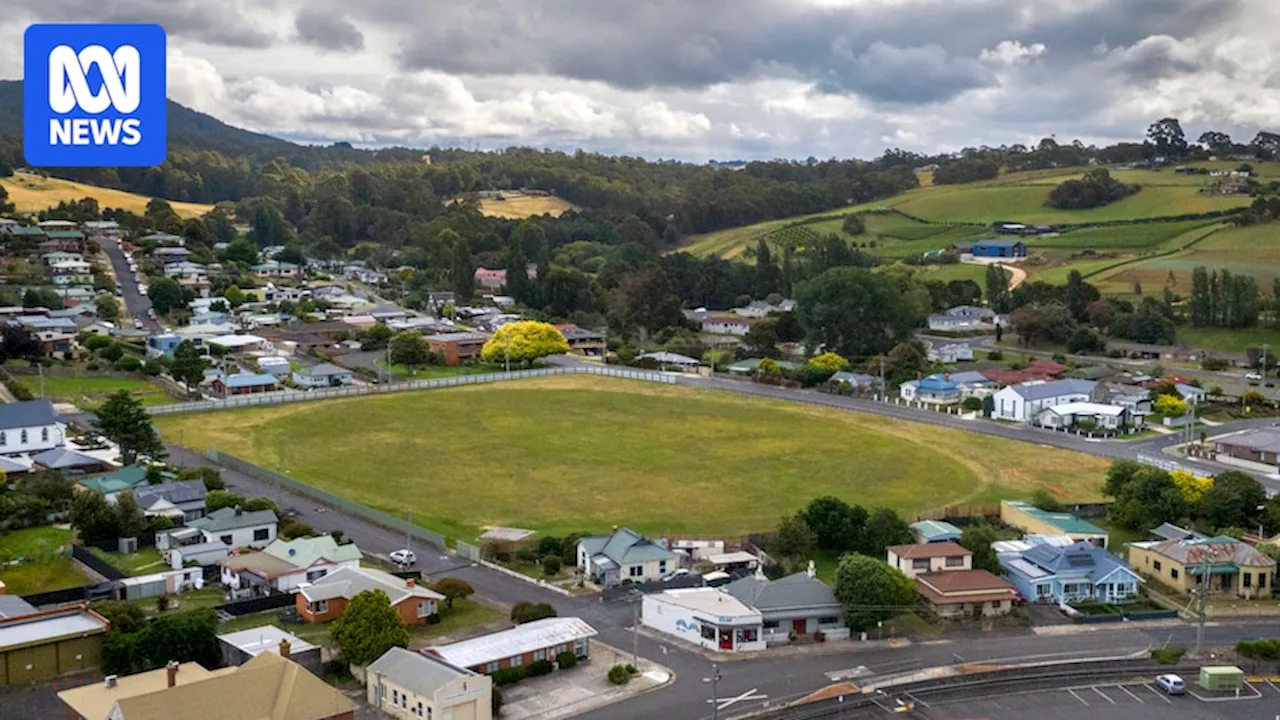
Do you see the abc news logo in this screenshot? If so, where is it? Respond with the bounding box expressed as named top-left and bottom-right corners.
top-left (24, 24), bottom-right (166, 168)
top-left (48, 44), bottom-right (143, 147)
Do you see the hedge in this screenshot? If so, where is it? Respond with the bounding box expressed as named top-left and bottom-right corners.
top-left (556, 651), bottom-right (578, 670)
top-left (607, 665), bottom-right (631, 685)
top-left (1237, 639), bottom-right (1280, 660)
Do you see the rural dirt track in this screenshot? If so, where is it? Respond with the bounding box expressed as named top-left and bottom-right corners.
top-left (1006, 264), bottom-right (1027, 288)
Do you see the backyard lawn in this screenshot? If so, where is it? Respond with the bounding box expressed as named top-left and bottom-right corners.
top-left (155, 375), bottom-right (1109, 542)
top-left (408, 598), bottom-right (507, 645)
top-left (0, 526), bottom-right (91, 595)
top-left (15, 374), bottom-right (174, 410)
top-left (89, 546), bottom-right (166, 576)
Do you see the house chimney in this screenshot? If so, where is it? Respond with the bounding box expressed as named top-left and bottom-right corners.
top-left (807, 560), bottom-right (816, 578)
top-left (405, 578), bottom-right (415, 589)
top-left (234, 505), bottom-right (243, 516)
top-left (166, 660), bottom-right (179, 687)
top-left (104, 675), bottom-right (118, 689)
top-left (278, 639), bottom-right (291, 660)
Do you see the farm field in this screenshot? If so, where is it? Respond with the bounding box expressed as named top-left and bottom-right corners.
top-left (15, 374), bottom-right (175, 410)
top-left (155, 375), bottom-right (1109, 542)
top-left (892, 184), bottom-right (1248, 225)
top-left (1178, 326), bottom-right (1280, 354)
top-left (1091, 224), bottom-right (1280, 297)
top-left (478, 194), bottom-right (579, 219)
top-left (1, 171), bottom-right (212, 218)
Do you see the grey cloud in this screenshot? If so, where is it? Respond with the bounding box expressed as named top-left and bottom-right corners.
top-left (294, 8), bottom-right (364, 52)
top-left (822, 42), bottom-right (995, 104)
top-left (10, 0), bottom-right (275, 48)
top-left (1105, 36), bottom-right (1203, 83)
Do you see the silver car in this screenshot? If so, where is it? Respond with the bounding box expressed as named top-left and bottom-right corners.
top-left (1155, 674), bottom-right (1185, 695)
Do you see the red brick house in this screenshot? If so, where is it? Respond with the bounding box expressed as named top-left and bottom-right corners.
top-left (296, 566), bottom-right (444, 626)
top-left (210, 373), bottom-right (280, 398)
top-left (426, 617), bottom-right (596, 674)
top-left (425, 332), bottom-right (490, 366)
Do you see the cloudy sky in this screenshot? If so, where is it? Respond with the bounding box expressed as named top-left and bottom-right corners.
top-left (3, 0), bottom-right (1279, 161)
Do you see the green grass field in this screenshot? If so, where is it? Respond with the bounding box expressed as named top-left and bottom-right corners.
top-left (0, 526), bottom-right (91, 595)
top-left (16, 374), bottom-right (175, 410)
top-left (375, 360), bottom-right (505, 380)
top-left (154, 376), bottom-right (1109, 542)
top-left (89, 546), bottom-right (166, 576)
top-left (1092, 224), bottom-right (1280, 296)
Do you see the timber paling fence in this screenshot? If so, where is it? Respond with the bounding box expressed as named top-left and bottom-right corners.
top-left (149, 365), bottom-right (679, 415)
top-left (205, 448), bottom-right (449, 549)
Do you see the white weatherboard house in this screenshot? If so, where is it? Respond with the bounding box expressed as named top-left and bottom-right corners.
top-left (220, 534), bottom-right (362, 593)
top-left (292, 362), bottom-right (355, 388)
top-left (642, 587), bottom-right (765, 653)
top-left (992, 379), bottom-right (1097, 422)
top-left (577, 527), bottom-right (678, 587)
top-left (0, 400), bottom-right (65, 456)
top-left (186, 507), bottom-right (278, 550)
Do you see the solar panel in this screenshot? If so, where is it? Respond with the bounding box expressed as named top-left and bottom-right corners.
top-left (1066, 554), bottom-right (1095, 567)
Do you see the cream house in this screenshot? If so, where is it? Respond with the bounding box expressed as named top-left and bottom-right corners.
top-left (886, 542), bottom-right (973, 579)
top-left (367, 647), bottom-right (492, 720)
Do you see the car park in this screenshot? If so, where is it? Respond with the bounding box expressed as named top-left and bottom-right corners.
top-left (389, 549), bottom-right (416, 565)
top-left (1155, 673), bottom-right (1185, 695)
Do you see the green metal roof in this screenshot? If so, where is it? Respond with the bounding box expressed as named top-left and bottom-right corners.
top-left (1006, 501), bottom-right (1107, 536)
top-left (78, 465), bottom-right (149, 494)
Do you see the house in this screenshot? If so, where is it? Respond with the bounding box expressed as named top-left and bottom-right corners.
top-left (29, 447), bottom-right (108, 474)
top-left (142, 232), bottom-right (185, 246)
top-left (163, 261), bottom-right (207, 281)
top-left (992, 379), bottom-right (1097, 422)
top-left (145, 333), bottom-right (203, 358)
top-left (292, 363), bottom-right (354, 388)
top-left (971, 240), bottom-right (1027, 258)
top-left (58, 652), bottom-right (355, 720)
top-left (727, 358), bottom-right (799, 376)
top-left (151, 246), bottom-right (193, 265)
top-left (427, 291), bottom-right (456, 310)
top-left (642, 588), bottom-right (764, 652)
top-left (887, 542), bottom-right (973, 579)
top-left (1096, 384), bottom-right (1153, 421)
top-left (948, 370), bottom-right (998, 398)
top-left (42, 250), bottom-right (84, 266)
top-left (187, 506), bottom-right (279, 549)
top-left (367, 647), bottom-right (492, 720)
top-left (296, 566), bottom-right (444, 626)
top-left (250, 262), bottom-right (302, 280)
top-left (997, 537), bottom-right (1141, 605)
top-left (0, 400), bottom-right (66, 456)
top-left (206, 334), bottom-right (271, 353)
top-left (0, 605), bottom-right (110, 687)
top-left (425, 332), bottom-right (490, 366)
top-left (1128, 536), bottom-right (1275, 599)
top-left (1210, 427), bottom-right (1280, 473)
top-left (638, 351), bottom-right (702, 372)
top-left (915, 570), bottom-right (1019, 618)
top-left (427, 616), bottom-right (595, 674)
top-left (473, 268), bottom-right (507, 290)
top-left (1001, 501), bottom-right (1109, 547)
top-left (927, 342), bottom-right (974, 363)
top-left (911, 520), bottom-right (963, 544)
top-left (211, 373), bottom-right (280, 398)
top-left (1150, 523), bottom-right (1207, 542)
top-left (927, 305), bottom-right (997, 332)
top-left (701, 314), bottom-right (757, 336)
top-left (83, 220), bottom-right (120, 236)
top-left (218, 625), bottom-right (322, 677)
top-left (1176, 383), bottom-right (1207, 405)
top-left (725, 565), bottom-right (847, 643)
top-left (898, 374), bottom-right (962, 405)
top-left (732, 299), bottom-right (796, 318)
top-left (554, 324), bottom-right (607, 357)
top-left (35, 330), bottom-right (76, 357)
top-left (577, 527), bottom-right (678, 587)
top-left (84, 321), bottom-right (116, 337)
top-left (1035, 402), bottom-right (1135, 431)
top-left (828, 371), bottom-right (884, 393)
top-left (79, 465), bottom-right (149, 495)
top-left (122, 481), bottom-right (208, 523)
top-left (221, 535), bottom-right (362, 594)
top-left (256, 355), bottom-right (292, 377)
top-left (166, 541), bottom-right (231, 570)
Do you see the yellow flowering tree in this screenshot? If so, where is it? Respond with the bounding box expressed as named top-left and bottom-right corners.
top-left (808, 352), bottom-right (849, 373)
top-left (1154, 394), bottom-right (1188, 418)
top-left (1171, 469), bottom-right (1213, 506)
top-left (480, 321), bottom-right (570, 368)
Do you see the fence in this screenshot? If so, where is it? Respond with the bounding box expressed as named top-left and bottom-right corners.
top-left (455, 541), bottom-right (481, 563)
top-left (1137, 453), bottom-right (1213, 479)
top-left (204, 449), bottom-right (448, 550)
top-left (149, 365), bottom-right (679, 416)
top-left (214, 592), bottom-right (297, 617)
top-left (22, 582), bottom-right (114, 607)
top-left (71, 545), bottom-right (127, 581)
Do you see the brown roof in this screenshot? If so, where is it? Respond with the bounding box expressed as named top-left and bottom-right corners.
top-left (915, 570), bottom-right (1016, 606)
top-left (219, 552), bottom-right (300, 578)
top-left (59, 662), bottom-right (214, 719)
top-left (110, 652), bottom-right (354, 720)
top-left (888, 542), bottom-right (972, 559)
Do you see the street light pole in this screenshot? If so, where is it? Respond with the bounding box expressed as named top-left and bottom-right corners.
top-left (704, 663), bottom-right (722, 720)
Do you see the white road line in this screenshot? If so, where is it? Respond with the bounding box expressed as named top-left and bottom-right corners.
top-left (1093, 687), bottom-right (1116, 704)
top-left (1118, 685), bottom-right (1145, 704)
top-left (1268, 680), bottom-right (1280, 696)
top-left (1144, 684), bottom-right (1173, 704)
top-left (1067, 689), bottom-right (1090, 706)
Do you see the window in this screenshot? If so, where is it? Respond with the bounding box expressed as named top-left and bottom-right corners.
top-left (0, 432), bottom-right (6, 446)
top-left (253, 528), bottom-right (269, 541)
top-left (763, 620), bottom-right (779, 629)
top-left (40, 428), bottom-right (47, 442)
top-left (418, 600), bottom-right (433, 618)
top-left (818, 616), bottom-right (839, 625)
top-left (1261, 574), bottom-right (1267, 589)
top-left (509, 655), bottom-right (522, 667)
top-left (426, 707), bottom-right (432, 720)
top-left (1244, 573), bottom-right (1252, 588)
top-left (401, 693), bottom-right (407, 709)
top-left (308, 599), bottom-right (328, 614)
top-left (1171, 569), bottom-right (1179, 580)
top-left (740, 628), bottom-right (758, 642)
top-left (486, 661), bottom-right (500, 673)
top-left (701, 625), bottom-right (716, 641)
top-left (533, 648), bottom-right (546, 661)
top-left (20, 430), bottom-right (27, 444)
top-left (658, 560), bottom-right (667, 573)
top-left (629, 565), bottom-right (643, 577)
top-left (306, 569), bottom-right (326, 582)
top-left (417, 702), bottom-right (424, 717)
top-left (220, 534), bottom-right (233, 545)
top-left (392, 690), bottom-right (399, 705)
top-left (912, 559), bottom-right (930, 570)
top-left (1153, 561), bottom-right (1162, 571)
top-left (944, 556), bottom-right (965, 567)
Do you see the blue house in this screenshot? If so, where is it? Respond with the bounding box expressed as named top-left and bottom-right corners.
top-left (147, 333), bottom-right (205, 358)
top-left (971, 240), bottom-right (1027, 258)
top-left (998, 537), bottom-right (1141, 605)
top-left (899, 374), bottom-right (962, 405)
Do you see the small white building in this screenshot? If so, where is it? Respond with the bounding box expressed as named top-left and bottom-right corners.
top-left (1036, 402), bottom-right (1133, 431)
top-left (0, 401), bottom-right (66, 457)
top-left (927, 343), bottom-right (974, 363)
top-left (291, 363), bottom-right (355, 388)
top-left (256, 356), bottom-right (292, 377)
top-left (886, 542), bottom-right (974, 579)
top-left (642, 587), bottom-right (765, 653)
top-left (992, 379), bottom-right (1097, 422)
top-left (186, 507), bottom-right (278, 550)
top-left (167, 541), bottom-right (232, 570)
top-left (701, 315), bottom-right (756, 336)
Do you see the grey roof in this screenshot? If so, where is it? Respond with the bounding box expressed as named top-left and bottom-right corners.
top-left (188, 507), bottom-right (278, 532)
top-left (0, 400), bottom-right (58, 430)
top-left (829, 371), bottom-right (881, 387)
top-left (296, 362), bottom-right (351, 378)
top-left (0, 596), bottom-right (38, 619)
top-left (368, 647), bottom-right (475, 699)
top-left (31, 447), bottom-right (103, 469)
top-left (426, 332), bottom-right (490, 342)
top-left (638, 351), bottom-right (700, 365)
top-left (1006, 379), bottom-right (1096, 401)
top-left (948, 370), bottom-right (994, 385)
top-left (132, 480), bottom-right (208, 509)
top-left (222, 373), bottom-right (279, 389)
top-left (1150, 523), bottom-right (1207, 542)
top-left (1216, 428), bottom-right (1280, 453)
top-left (297, 565), bottom-right (443, 605)
top-left (580, 528), bottom-right (676, 566)
top-left (726, 572), bottom-right (840, 613)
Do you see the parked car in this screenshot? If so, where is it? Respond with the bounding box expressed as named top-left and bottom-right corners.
top-left (389, 549), bottom-right (416, 565)
top-left (133, 318), bottom-right (143, 329)
top-left (1155, 674), bottom-right (1185, 695)
top-left (661, 568), bottom-right (690, 582)
top-left (1245, 372), bottom-right (1263, 381)
top-left (703, 571), bottom-right (732, 588)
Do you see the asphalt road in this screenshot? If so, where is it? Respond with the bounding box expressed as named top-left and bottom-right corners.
top-left (95, 235), bottom-right (161, 332)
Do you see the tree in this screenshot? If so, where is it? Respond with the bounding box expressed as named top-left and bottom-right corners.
top-left (803, 496), bottom-right (867, 554)
top-left (24, 287), bottom-right (63, 309)
top-left (170, 340), bottom-right (207, 395)
top-left (1201, 471), bottom-right (1266, 530)
top-left (1154, 394), bottom-right (1188, 418)
top-left (662, 224), bottom-right (680, 246)
top-left (1171, 469), bottom-right (1213, 507)
top-left (133, 608), bottom-right (221, 672)
top-left (503, 234), bottom-right (535, 306)
top-left (429, 578), bottom-right (475, 609)
top-left (1046, 169), bottom-right (1141, 210)
top-left (330, 589), bottom-right (409, 666)
top-left (480, 321), bottom-right (570, 368)
top-left (0, 185), bottom-right (12, 214)
top-left (1198, 131), bottom-right (1233, 155)
top-left (1010, 302), bottom-right (1076, 347)
top-left (770, 513), bottom-right (818, 561)
top-left (94, 294), bottom-right (121, 322)
top-left (755, 239), bottom-right (782, 297)
top-left (796, 267), bottom-right (926, 360)
top-left (741, 319), bottom-right (780, 359)
top-left (860, 507), bottom-right (913, 557)
top-left (985, 263), bottom-right (1011, 313)
top-left (205, 490), bottom-right (247, 512)
top-left (842, 214), bottom-right (866, 235)
top-left (510, 601), bottom-right (557, 624)
top-left (95, 391), bottom-right (165, 464)
top-left (449, 234), bottom-right (475, 300)
top-left (222, 238), bottom-right (260, 265)
top-left (808, 352), bottom-right (848, 373)
top-left (0, 325), bottom-right (41, 362)
top-left (612, 263), bottom-right (684, 337)
top-left (147, 277), bottom-right (185, 315)
top-left (177, 467), bottom-right (224, 491)
top-left (360, 322), bottom-right (394, 351)
top-left (1105, 461), bottom-right (1186, 531)
top-left (833, 554), bottom-right (916, 631)
top-left (388, 331), bottom-right (433, 372)
top-left (113, 491), bottom-right (147, 539)
top-left (223, 285), bottom-right (246, 308)
top-left (1147, 117), bottom-right (1188, 157)
top-left (960, 522), bottom-right (1001, 573)
top-left (70, 491), bottom-right (118, 544)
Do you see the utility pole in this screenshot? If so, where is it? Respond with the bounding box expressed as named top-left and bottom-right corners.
top-left (630, 589), bottom-right (641, 667)
top-left (879, 355), bottom-right (886, 402)
top-left (704, 663), bottom-right (722, 720)
top-left (1195, 541), bottom-right (1210, 656)
top-left (405, 511), bottom-right (412, 558)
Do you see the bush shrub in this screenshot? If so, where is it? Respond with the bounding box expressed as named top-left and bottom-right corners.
top-left (492, 667), bottom-right (524, 686)
top-left (543, 556), bottom-right (561, 576)
top-left (526, 660), bottom-right (554, 677)
top-left (114, 356), bottom-right (142, 372)
top-left (607, 665), bottom-right (631, 685)
top-left (510, 601), bottom-right (557, 624)
top-left (986, 350), bottom-right (1003, 361)
top-left (961, 397), bottom-right (983, 412)
top-left (492, 688), bottom-right (503, 716)
top-left (1151, 646), bottom-right (1186, 665)
top-left (515, 548), bottom-right (537, 563)
top-left (624, 663), bottom-right (637, 674)
top-left (1237, 639), bottom-right (1280, 660)
top-left (426, 613), bottom-right (441, 625)
top-left (1201, 357), bottom-right (1229, 371)
top-left (556, 651), bottom-right (578, 669)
